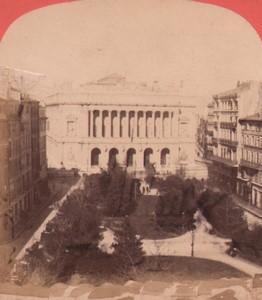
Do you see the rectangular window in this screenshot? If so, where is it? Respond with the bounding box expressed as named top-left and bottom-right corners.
top-left (67, 121), bottom-right (76, 135)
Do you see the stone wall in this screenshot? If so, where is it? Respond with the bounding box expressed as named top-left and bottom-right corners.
top-left (1, 276), bottom-right (262, 299)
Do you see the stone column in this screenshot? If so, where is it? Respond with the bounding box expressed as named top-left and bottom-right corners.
top-left (151, 111), bottom-right (154, 138)
top-left (127, 111), bottom-right (130, 138)
top-left (90, 110), bottom-right (93, 138)
top-left (86, 107), bottom-right (89, 138)
top-left (109, 110), bottom-right (113, 138)
top-left (153, 111), bottom-right (156, 138)
top-left (105, 110), bottom-right (110, 138)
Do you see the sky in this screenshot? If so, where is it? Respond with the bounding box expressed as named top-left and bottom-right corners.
top-left (0, 0), bottom-right (261, 101)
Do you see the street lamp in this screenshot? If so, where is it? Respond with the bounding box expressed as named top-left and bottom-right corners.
top-left (188, 218), bottom-right (196, 257)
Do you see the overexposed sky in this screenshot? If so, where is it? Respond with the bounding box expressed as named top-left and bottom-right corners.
top-left (0, 0), bottom-right (261, 99)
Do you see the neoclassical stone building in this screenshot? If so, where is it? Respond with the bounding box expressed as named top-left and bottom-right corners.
top-left (45, 75), bottom-right (200, 177)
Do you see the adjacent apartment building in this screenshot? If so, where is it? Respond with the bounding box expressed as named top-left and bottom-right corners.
top-left (237, 113), bottom-right (262, 209)
top-left (206, 102), bottom-right (214, 157)
top-left (207, 81), bottom-right (262, 194)
top-left (45, 74), bottom-right (206, 178)
top-left (0, 94), bottom-right (48, 242)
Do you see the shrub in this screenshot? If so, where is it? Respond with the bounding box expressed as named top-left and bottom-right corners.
top-left (112, 218), bottom-right (145, 269)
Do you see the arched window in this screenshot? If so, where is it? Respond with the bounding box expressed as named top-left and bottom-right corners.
top-left (160, 148), bottom-right (170, 166)
top-left (144, 148), bottom-right (153, 167)
top-left (91, 148), bottom-right (101, 166)
top-left (108, 148), bottom-right (119, 168)
top-left (126, 148), bottom-right (136, 166)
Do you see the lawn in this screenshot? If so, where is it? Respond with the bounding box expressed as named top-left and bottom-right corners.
top-left (72, 255), bottom-right (249, 286)
top-left (136, 256), bottom-right (249, 282)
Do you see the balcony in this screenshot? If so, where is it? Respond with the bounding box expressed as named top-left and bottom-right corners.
top-left (219, 138), bottom-right (238, 148)
top-left (240, 159), bottom-right (262, 171)
top-left (243, 144), bottom-right (262, 151)
top-left (242, 129), bottom-right (262, 136)
top-left (210, 155), bottom-right (238, 167)
top-left (212, 137), bottom-right (218, 145)
top-left (220, 122), bottom-right (237, 130)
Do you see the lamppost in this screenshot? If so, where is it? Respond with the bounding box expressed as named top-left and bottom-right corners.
top-left (188, 218), bottom-right (196, 257)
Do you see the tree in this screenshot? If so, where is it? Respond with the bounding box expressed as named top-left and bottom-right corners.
top-left (25, 189), bottom-right (102, 284)
top-left (105, 165), bottom-right (124, 216)
top-left (144, 162), bottom-right (156, 187)
top-left (112, 218), bottom-right (145, 277)
top-left (155, 175), bottom-right (198, 232)
top-left (240, 224), bottom-right (262, 265)
top-left (83, 173), bottom-right (109, 205)
top-left (198, 190), bottom-right (248, 238)
top-left (160, 175), bottom-right (183, 194)
top-left (99, 171), bottom-right (111, 198)
top-left (119, 175), bottom-right (138, 216)
top-left (104, 164), bottom-right (138, 216)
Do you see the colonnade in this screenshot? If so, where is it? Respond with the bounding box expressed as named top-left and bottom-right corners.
top-left (90, 146), bottom-right (171, 169)
top-left (88, 109), bottom-right (176, 139)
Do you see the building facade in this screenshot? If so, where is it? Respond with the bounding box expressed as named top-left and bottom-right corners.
top-left (0, 96), bottom-right (48, 242)
top-left (196, 115), bottom-right (207, 158)
top-left (206, 102), bottom-right (214, 157)
top-left (45, 76), bottom-right (202, 178)
top-left (208, 81), bottom-right (262, 192)
top-left (237, 113), bottom-right (262, 209)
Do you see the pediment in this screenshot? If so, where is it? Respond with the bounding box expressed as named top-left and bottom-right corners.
top-left (66, 114), bottom-right (77, 120)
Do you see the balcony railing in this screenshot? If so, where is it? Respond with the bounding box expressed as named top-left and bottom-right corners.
top-left (210, 155), bottom-right (238, 167)
top-left (240, 159), bottom-right (262, 171)
top-left (220, 122), bottom-right (237, 130)
top-left (243, 144), bottom-right (262, 151)
top-left (219, 138), bottom-right (238, 147)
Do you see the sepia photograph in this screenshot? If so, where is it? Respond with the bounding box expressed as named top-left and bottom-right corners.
top-left (0, 0), bottom-right (262, 299)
